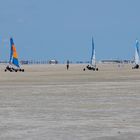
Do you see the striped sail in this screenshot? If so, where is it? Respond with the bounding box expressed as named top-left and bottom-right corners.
top-left (135, 40), bottom-right (139, 65)
top-left (9, 38), bottom-right (20, 67)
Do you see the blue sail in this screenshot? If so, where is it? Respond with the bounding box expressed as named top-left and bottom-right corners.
top-left (90, 37), bottom-right (96, 66)
top-left (135, 40), bottom-right (139, 65)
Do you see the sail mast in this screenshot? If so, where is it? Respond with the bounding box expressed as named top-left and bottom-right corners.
top-left (9, 38), bottom-right (13, 63)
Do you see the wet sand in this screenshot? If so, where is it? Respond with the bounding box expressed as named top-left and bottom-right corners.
top-left (0, 64), bottom-right (140, 140)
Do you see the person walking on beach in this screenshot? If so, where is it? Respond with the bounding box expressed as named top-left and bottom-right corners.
top-left (66, 60), bottom-right (69, 70)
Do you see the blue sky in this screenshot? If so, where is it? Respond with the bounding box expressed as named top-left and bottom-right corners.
top-left (0, 0), bottom-right (140, 62)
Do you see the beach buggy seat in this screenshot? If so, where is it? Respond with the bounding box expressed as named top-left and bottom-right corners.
top-left (132, 64), bottom-right (139, 69)
top-left (5, 65), bottom-right (13, 72)
top-left (5, 65), bottom-right (24, 72)
top-left (87, 65), bottom-right (98, 71)
top-left (83, 65), bottom-right (98, 71)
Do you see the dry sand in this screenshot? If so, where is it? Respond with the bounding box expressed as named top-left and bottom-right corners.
top-left (0, 63), bottom-right (140, 140)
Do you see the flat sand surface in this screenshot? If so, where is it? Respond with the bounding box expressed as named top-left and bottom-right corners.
top-left (0, 64), bottom-right (140, 140)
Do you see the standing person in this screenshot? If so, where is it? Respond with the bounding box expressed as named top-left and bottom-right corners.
top-left (66, 60), bottom-right (69, 70)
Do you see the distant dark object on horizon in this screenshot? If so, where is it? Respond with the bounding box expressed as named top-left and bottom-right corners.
top-left (101, 60), bottom-right (132, 64)
top-left (20, 60), bottom-right (29, 65)
top-left (48, 60), bottom-right (58, 64)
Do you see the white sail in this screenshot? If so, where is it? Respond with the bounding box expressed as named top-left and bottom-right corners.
top-left (91, 37), bottom-right (96, 66)
top-left (134, 40), bottom-right (139, 65)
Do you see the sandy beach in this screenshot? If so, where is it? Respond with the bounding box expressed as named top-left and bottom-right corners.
top-left (0, 63), bottom-right (140, 140)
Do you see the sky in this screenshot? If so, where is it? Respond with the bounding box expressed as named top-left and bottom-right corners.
top-left (0, 0), bottom-right (140, 63)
